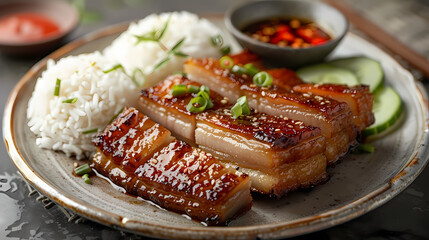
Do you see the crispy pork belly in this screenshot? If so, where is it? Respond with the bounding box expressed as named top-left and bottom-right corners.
top-left (92, 107), bottom-right (252, 225)
top-left (185, 58), bottom-right (357, 164)
top-left (293, 84), bottom-right (375, 131)
top-left (139, 78), bottom-right (329, 196)
top-left (195, 109), bottom-right (324, 170)
top-left (140, 75), bottom-right (225, 141)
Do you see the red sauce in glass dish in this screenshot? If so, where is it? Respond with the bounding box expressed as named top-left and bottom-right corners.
top-left (0, 12), bottom-right (60, 43)
top-left (243, 18), bottom-right (331, 48)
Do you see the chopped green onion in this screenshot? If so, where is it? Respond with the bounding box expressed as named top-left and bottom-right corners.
top-left (82, 128), bottom-right (98, 135)
top-left (231, 96), bottom-right (250, 119)
top-left (253, 71), bottom-right (273, 87)
top-left (231, 65), bottom-right (247, 75)
top-left (356, 144), bottom-right (375, 153)
top-left (74, 163), bottom-right (91, 176)
top-left (109, 107), bottom-right (124, 124)
top-left (197, 91), bottom-right (213, 109)
top-left (171, 84), bottom-right (187, 96)
top-left (169, 37), bottom-right (186, 54)
top-left (62, 97), bottom-right (78, 104)
top-left (210, 34), bottom-right (224, 47)
top-left (132, 68), bottom-right (145, 87)
top-left (103, 64), bottom-right (124, 74)
top-left (220, 45), bottom-right (231, 55)
top-left (244, 63), bottom-right (259, 76)
top-left (200, 85), bottom-right (210, 94)
top-left (173, 71), bottom-right (187, 77)
top-left (219, 56), bottom-right (234, 69)
top-left (54, 78), bottom-right (61, 96)
top-left (157, 16), bottom-right (171, 41)
top-left (187, 85), bottom-right (200, 93)
top-left (173, 51), bottom-right (188, 57)
top-left (186, 96), bottom-right (208, 113)
top-left (152, 56), bottom-right (170, 73)
top-left (82, 173), bottom-right (91, 184)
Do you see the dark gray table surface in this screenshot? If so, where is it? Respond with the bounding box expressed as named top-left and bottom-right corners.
top-left (1, 0), bottom-right (428, 239)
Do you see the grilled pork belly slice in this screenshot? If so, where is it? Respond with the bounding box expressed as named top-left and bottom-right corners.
top-left (140, 75), bottom-right (227, 141)
top-left (92, 107), bottom-right (173, 173)
top-left (221, 153), bottom-right (328, 197)
top-left (293, 84), bottom-right (375, 131)
top-left (195, 109), bottom-right (324, 170)
top-left (92, 107), bottom-right (252, 225)
top-left (185, 59), bottom-right (356, 164)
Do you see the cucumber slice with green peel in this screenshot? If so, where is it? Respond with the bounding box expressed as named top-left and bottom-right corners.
top-left (329, 57), bottom-right (383, 92)
top-left (297, 64), bottom-right (360, 86)
top-left (363, 87), bottom-right (402, 136)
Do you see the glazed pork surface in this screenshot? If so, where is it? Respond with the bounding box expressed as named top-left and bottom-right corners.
top-left (92, 107), bottom-right (252, 225)
top-left (139, 76), bottom-right (329, 196)
top-left (184, 57), bottom-right (358, 164)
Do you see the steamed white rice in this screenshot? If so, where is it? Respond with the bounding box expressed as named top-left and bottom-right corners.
top-left (27, 52), bottom-right (138, 159)
top-left (104, 11), bottom-right (226, 88)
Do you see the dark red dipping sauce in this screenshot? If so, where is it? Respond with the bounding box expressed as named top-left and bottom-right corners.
top-left (0, 12), bottom-right (60, 43)
top-left (243, 18), bottom-right (331, 48)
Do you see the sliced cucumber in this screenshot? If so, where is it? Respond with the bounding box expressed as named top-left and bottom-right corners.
top-left (363, 87), bottom-right (402, 136)
top-left (329, 57), bottom-right (383, 92)
top-left (297, 64), bottom-right (360, 86)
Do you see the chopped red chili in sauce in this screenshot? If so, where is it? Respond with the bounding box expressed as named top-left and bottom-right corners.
top-left (243, 18), bottom-right (331, 48)
top-left (0, 12), bottom-right (60, 43)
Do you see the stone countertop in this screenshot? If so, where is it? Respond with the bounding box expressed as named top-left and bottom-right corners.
top-left (0, 0), bottom-right (428, 239)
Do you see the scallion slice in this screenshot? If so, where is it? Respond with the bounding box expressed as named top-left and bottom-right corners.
top-left (253, 71), bottom-right (273, 87)
top-left (231, 65), bottom-right (247, 75)
top-left (244, 63), bottom-right (259, 76)
top-left (171, 84), bottom-right (187, 96)
top-left (197, 91), bottom-right (213, 109)
top-left (186, 96), bottom-right (208, 113)
top-left (219, 56), bottom-right (234, 69)
top-left (54, 78), bottom-right (61, 96)
top-left (200, 85), bottom-right (210, 94)
top-left (187, 85), bottom-right (200, 93)
top-left (62, 97), bottom-right (78, 104)
top-left (231, 96), bottom-right (250, 119)
top-left (82, 173), bottom-right (91, 184)
top-left (356, 144), bottom-right (375, 153)
top-left (82, 128), bottom-right (98, 135)
top-left (74, 163), bottom-right (91, 176)
top-left (221, 45), bottom-right (231, 55)
top-left (103, 64), bottom-right (124, 74)
top-left (210, 34), bottom-right (223, 47)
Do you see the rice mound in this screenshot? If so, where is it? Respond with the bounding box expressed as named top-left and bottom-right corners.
top-left (104, 11), bottom-right (225, 88)
top-left (27, 52), bottom-right (137, 159)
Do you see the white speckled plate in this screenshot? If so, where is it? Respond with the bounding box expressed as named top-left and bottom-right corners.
top-left (3, 17), bottom-right (429, 239)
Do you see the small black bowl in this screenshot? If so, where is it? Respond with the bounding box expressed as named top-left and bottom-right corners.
top-left (225, 0), bottom-right (348, 68)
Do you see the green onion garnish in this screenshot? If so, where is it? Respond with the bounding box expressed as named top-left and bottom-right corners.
top-left (186, 96), bottom-right (208, 113)
top-left (62, 97), bottom-right (78, 104)
top-left (221, 45), bottom-right (231, 55)
top-left (210, 34), bottom-right (224, 47)
top-left (187, 85), bottom-right (200, 93)
top-left (109, 107), bottom-right (124, 124)
top-left (82, 128), bottom-right (98, 135)
top-left (197, 91), bottom-right (213, 109)
top-left (253, 71), bottom-right (273, 87)
top-left (244, 63), bottom-right (259, 76)
top-left (54, 78), bottom-right (61, 96)
top-left (200, 85), bottom-right (210, 94)
top-left (103, 64), bottom-right (125, 74)
top-left (231, 96), bottom-right (250, 119)
top-left (74, 163), bottom-right (91, 176)
top-left (82, 173), bottom-right (91, 184)
top-left (171, 84), bottom-right (187, 96)
top-left (219, 56), bottom-right (234, 69)
top-left (356, 144), bottom-right (375, 153)
top-left (231, 65), bottom-right (247, 75)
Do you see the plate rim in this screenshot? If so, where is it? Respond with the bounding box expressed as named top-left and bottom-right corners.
top-left (3, 20), bottom-right (429, 239)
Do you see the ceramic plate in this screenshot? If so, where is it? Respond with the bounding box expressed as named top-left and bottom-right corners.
top-left (3, 17), bottom-right (429, 239)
